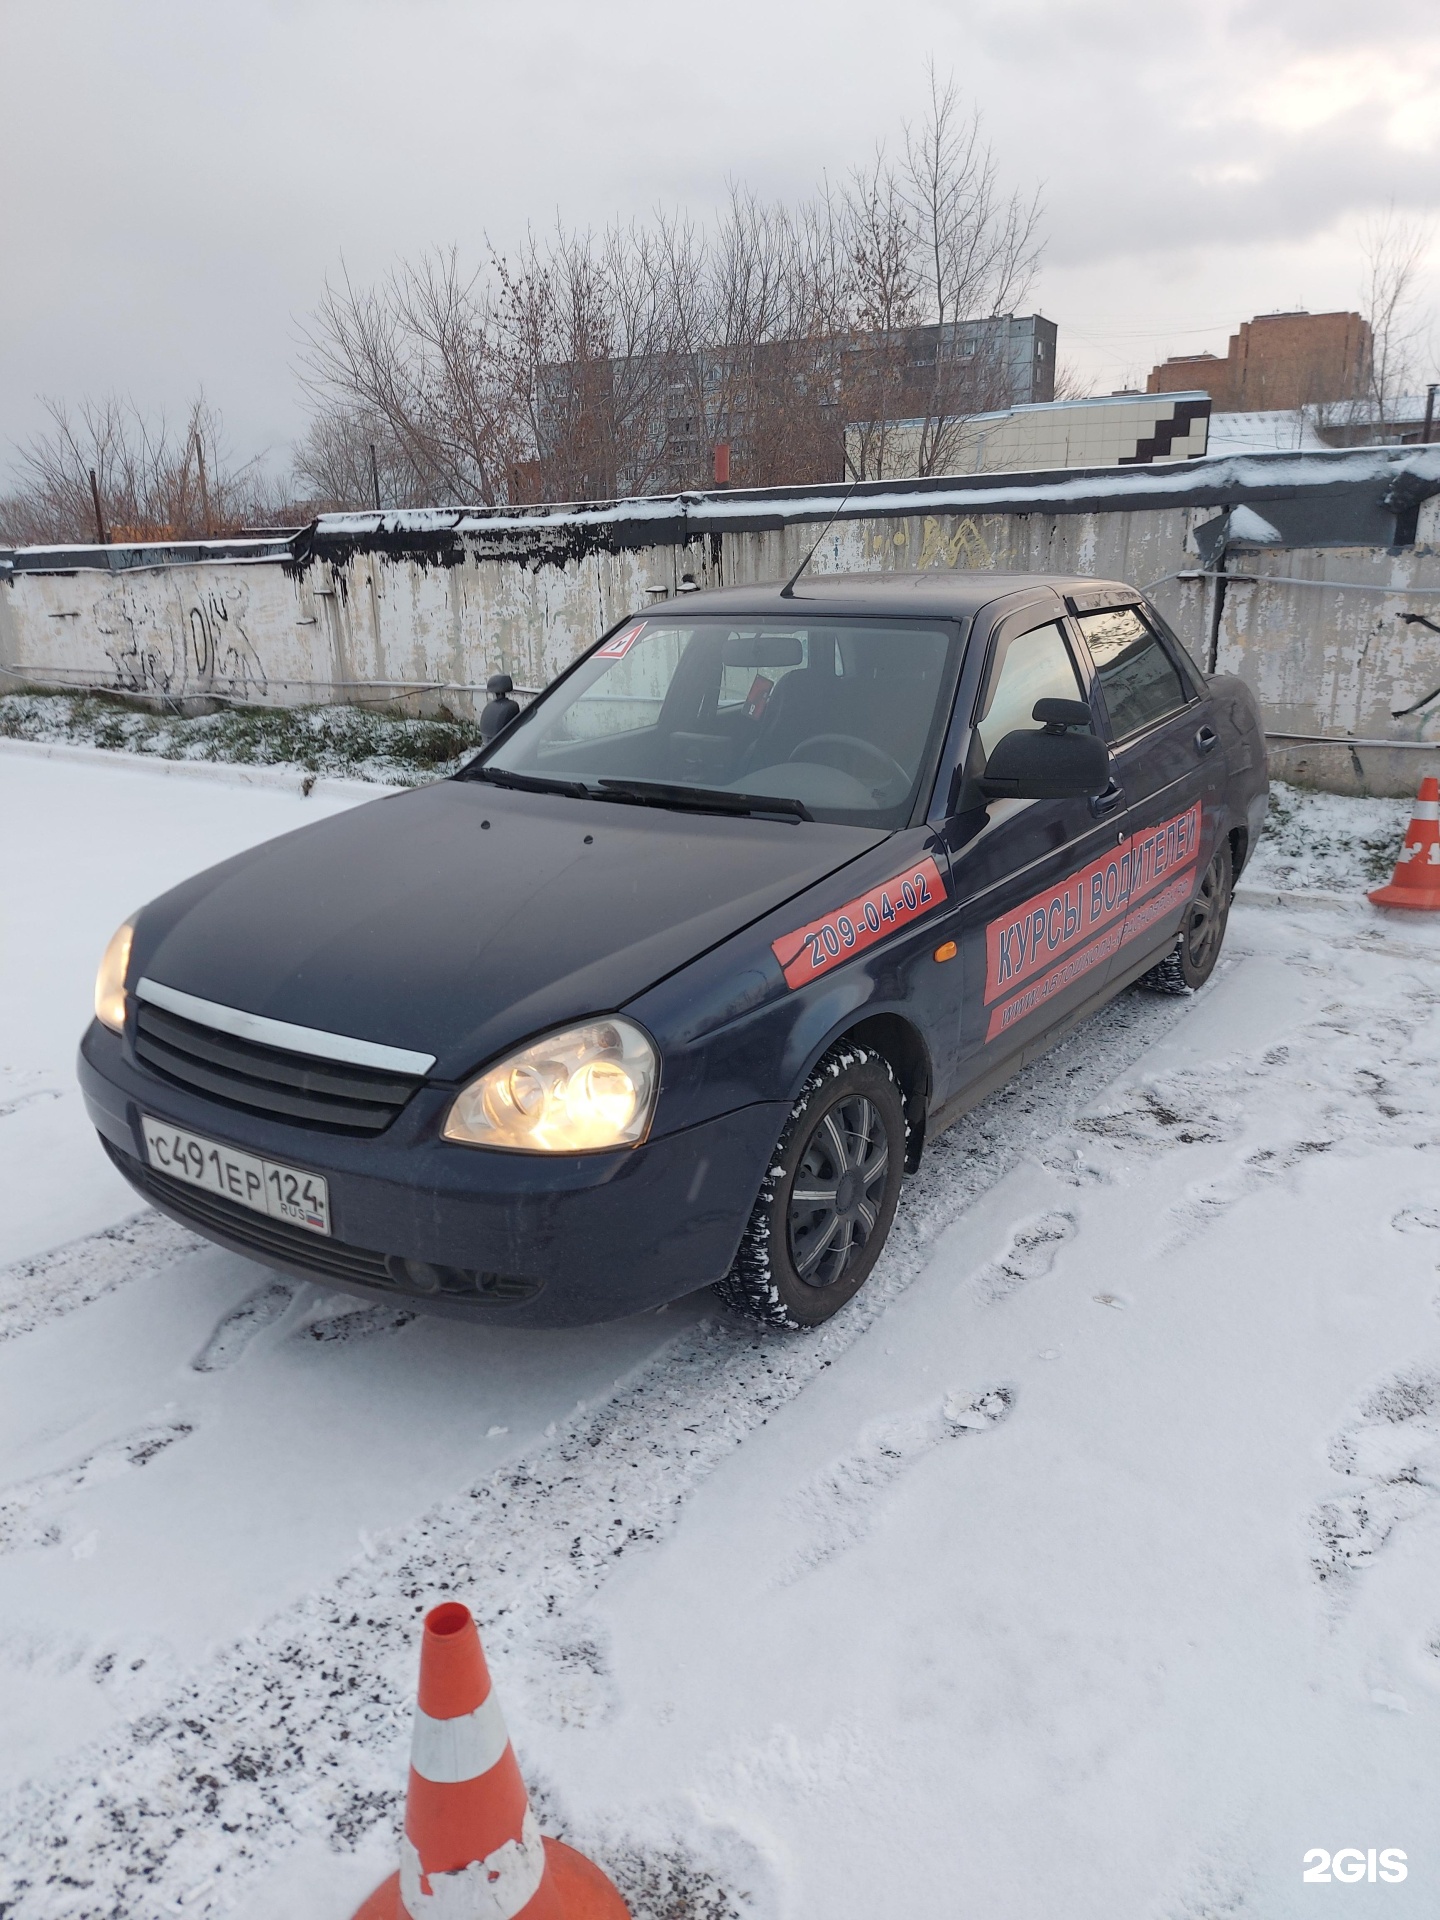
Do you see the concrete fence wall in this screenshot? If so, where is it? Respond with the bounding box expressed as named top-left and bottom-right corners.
top-left (3, 449), bottom-right (1439, 794)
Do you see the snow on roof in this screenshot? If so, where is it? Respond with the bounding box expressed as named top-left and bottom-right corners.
top-left (1209, 399), bottom-right (1438, 458)
top-left (1206, 411), bottom-right (1329, 457)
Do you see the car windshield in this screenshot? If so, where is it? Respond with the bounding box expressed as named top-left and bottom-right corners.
top-left (477, 615), bottom-right (965, 828)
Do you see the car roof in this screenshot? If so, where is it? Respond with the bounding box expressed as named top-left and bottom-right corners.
top-left (652, 571), bottom-right (1140, 623)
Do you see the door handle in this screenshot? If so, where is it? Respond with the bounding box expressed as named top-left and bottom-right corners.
top-left (1195, 724), bottom-right (1219, 755)
top-left (1089, 779), bottom-right (1125, 818)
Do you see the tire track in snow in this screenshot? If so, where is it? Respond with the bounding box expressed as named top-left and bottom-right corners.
top-left (0, 1418), bottom-right (195, 1558)
top-left (0, 1212), bottom-right (203, 1346)
top-left (297, 1300), bottom-right (417, 1345)
top-left (191, 1281), bottom-right (297, 1372)
top-left (778, 1385), bottom-right (1014, 1584)
top-left (0, 982), bottom-right (1202, 1920)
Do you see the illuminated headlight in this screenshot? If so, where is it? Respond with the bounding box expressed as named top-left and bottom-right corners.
top-left (442, 1018), bottom-right (659, 1153)
top-left (94, 918), bottom-right (136, 1032)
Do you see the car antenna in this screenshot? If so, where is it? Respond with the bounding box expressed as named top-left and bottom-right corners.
top-left (777, 478), bottom-right (861, 599)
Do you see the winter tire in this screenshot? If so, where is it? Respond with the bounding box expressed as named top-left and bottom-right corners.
top-left (715, 1043), bottom-right (906, 1329)
top-left (1139, 839), bottom-right (1233, 995)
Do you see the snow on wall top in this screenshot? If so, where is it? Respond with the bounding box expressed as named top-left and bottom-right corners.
top-left (7, 534), bottom-right (301, 574)
top-left (7, 445), bottom-right (1438, 575)
top-left (310, 443), bottom-right (1440, 545)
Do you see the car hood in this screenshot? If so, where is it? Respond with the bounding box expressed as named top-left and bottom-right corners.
top-left (134, 778), bottom-right (885, 1079)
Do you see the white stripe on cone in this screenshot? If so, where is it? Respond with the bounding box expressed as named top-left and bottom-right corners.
top-left (399, 1805), bottom-right (547, 1920)
top-left (410, 1690), bottom-right (511, 1784)
top-left (1411, 800), bottom-right (1439, 822)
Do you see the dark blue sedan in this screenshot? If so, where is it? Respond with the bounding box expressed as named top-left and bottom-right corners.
top-left (80, 572), bottom-right (1268, 1328)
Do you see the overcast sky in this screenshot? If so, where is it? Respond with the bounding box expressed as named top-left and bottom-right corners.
top-left (3, 0), bottom-right (1438, 490)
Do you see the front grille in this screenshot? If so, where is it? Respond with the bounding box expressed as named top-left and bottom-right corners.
top-left (104, 1138), bottom-right (542, 1304)
top-left (132, 1002), bottom-right (422, 1135)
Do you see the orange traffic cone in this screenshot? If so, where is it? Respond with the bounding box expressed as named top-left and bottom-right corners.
top-left (352, 1601), bottom-right (630, 1920)
top-left (1369, 775), bottom-right (1440, 911)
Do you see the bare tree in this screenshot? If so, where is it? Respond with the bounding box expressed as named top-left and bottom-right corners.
top-left (839, 70), bottom-right (1044, 479)
top-left (299, 252), bottom-right (525, 507)
top-left (896, 68), bottom-right (1044, 474)
top-left (1360, 208), bottom-right (1433, 431)
top-left (292, 69), bottom-right (1046, 504)
top-left (288, 405), bottom-right (420, 513)
top-left (671, 186), bottom-right (847, 490)
top-left (842, 154), bottom-right (923, 479)
top-left (1051, 360), bottom-right (1095, 401)
top-left (2, 68), bottom-right (1050, 540)
top-left (0, 393), bottom-right (280, 546)
top-left (498, 219), bottom-right (679, 501)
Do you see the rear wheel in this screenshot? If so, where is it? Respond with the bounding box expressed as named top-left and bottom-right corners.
top-left (1139, 840), bottom-right (1233, 994)
top-left (715, 1044), bottom-right (906, 1329)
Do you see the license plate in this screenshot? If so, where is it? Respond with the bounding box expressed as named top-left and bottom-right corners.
top-left (141, 1117), bottom-right (331, 1236)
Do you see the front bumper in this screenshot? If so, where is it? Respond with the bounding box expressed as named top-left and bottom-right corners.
top-left (79, 1022), bottom-right (786, 1328)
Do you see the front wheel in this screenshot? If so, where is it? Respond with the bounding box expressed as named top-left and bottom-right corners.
top-left (715, 1043), bottom-right (906, 1329)
top-left (1139, 840), bottom-right (1233, 994)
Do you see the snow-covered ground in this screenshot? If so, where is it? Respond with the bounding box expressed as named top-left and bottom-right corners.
top-left (1, 742), bottom-right (1437, 1918)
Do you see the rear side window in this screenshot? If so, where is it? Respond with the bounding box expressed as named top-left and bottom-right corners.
top-left (1078, 608), bottom-right (1190, 739)
top-left (975, 621), bottom-right (1086, 760)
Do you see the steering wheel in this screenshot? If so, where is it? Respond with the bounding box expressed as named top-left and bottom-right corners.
top-left (788, 733), bottom-right (911, 796)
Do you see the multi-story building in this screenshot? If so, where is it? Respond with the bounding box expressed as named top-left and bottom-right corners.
top-left (1147, 310), bottom-right (1372, 413)
top-left (863, 313), bottom-right (1057, 411)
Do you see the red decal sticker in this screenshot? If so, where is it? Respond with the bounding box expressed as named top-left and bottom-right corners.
top-left (744, 674), bottom-right (774, 720)
top-left (772, 856), bottom-right (947, 990)
top-left (983, 803), bottom-right (1201, 1041)
top-left (983, 870), bottom-right (1194, 1041)
top-left (596, 623), bottom-right (644, 659)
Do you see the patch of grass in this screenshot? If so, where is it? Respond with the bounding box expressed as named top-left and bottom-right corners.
top-left (0, 690), bottom-right (485, 786)
top-left (1246, 780), bottom-right (1411, 892)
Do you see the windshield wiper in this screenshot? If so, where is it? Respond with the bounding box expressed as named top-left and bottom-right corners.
top-left (471, 765), bottom-right (593, 800)
top-left (595, 778), bottom-right (812, 822)
top-left (470, 765), bottom-right (812, 820)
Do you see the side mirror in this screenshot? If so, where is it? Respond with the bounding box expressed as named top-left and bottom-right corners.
top-left (480, 673), bottom-right (521, 744)
top-left (978, 727), bottom-right (1110, 802)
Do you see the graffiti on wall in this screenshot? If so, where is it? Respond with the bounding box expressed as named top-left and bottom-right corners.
top-left (868, 515), bottom-right (997, 571)
top-left (96, 580), bottom-right (268, 701)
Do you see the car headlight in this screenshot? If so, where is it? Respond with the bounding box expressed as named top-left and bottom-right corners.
top-left (94, 917), bottom-right (136, 1032)
top-left (443, 1017), bottom-right (659, 1153)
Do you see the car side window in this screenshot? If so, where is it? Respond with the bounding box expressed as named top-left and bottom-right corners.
top-left (1078, 608), bottom-right (1190, 739)
top-left (974, 621), bottom-right (1086, 760)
